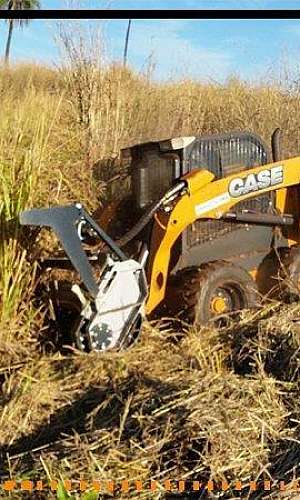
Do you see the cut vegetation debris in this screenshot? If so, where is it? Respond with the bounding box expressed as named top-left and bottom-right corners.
top-left (0, 314), bottom-right (299, 499)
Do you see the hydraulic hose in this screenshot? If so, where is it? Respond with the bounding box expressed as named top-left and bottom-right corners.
top-left (115, 181), bottom-right (186, 248)
top-left (90, 181), bottom-right (186, 253)
top-left (115, 198), bottom-right (164, 248)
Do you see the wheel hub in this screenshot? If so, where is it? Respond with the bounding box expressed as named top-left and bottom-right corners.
top-left (210, 292), bottom-right (229, 314)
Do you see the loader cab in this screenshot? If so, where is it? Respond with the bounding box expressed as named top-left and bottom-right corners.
top-left (121, 131), bottom-right (274, 274)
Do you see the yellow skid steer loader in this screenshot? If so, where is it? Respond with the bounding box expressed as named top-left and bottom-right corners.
top-left (19, 129), bottom-right (300, 352)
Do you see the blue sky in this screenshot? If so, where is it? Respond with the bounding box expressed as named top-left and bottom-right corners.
top-left (1, 1), bottom-right (300, 82)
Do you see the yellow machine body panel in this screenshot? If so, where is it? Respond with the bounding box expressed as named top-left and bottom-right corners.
top-left (145, 157), bottom-right (300, 314)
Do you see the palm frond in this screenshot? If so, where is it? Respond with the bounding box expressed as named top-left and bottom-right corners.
top-left (0, 0), bottom-right (40, 11)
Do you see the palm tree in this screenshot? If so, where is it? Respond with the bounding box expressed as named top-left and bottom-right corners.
top-left (0, 0), bottom-right (41, 65)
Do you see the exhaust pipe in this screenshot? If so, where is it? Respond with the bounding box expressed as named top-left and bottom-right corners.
top-left (271, 127), bottom-right (282, 162)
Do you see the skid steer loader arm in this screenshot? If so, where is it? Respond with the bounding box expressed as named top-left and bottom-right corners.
top-left (146, 157), bottom-right (300, 313)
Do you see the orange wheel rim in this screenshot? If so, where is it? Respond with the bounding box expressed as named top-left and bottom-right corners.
top-left (210, 296), bottom-right (228, 314)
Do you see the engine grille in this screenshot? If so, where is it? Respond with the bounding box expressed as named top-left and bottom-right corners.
top-left (182, 132), bottom-right (271, 248)
top-left (183, 131), bottom-right (269, 177)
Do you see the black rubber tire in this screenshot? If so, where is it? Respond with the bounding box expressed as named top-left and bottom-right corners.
top-left (279, 244), bottom-right (300, 302)
top-left (165, 261), bottom-right (259, 326)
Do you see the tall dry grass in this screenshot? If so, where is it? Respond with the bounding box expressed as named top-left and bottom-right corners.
top-left (1, 58), bottom-right (300, 498)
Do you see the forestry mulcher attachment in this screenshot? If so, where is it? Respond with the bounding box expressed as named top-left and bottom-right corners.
top-left (20, 129), bottom-right (300, 352)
